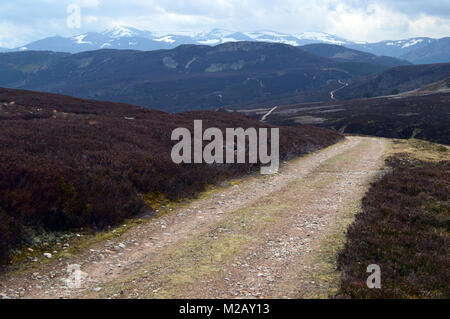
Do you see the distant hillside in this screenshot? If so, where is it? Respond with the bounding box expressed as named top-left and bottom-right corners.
top-left (0, 51), bottom-right (69, 86)
top-left (0, 87), bottom-right (343, 264)
top-left (347, 37), bottom-right (450, 64)
top-left (399, 77), bottom-right (450, 97)
top-left (400, 37), bottom-right (450, 64)
top-left (335, 63), bottom-right (450, 99)
top-left (241, 91), bottom-right (450, 145)
top-left (0, 42), bottom-right (407, 112)
top-left (300, 43), bottom-right (410, 68)
top-left (348, 38), bottom-right (435, 59)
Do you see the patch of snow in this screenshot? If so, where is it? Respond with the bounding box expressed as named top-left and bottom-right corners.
top-left (257, 38), bottom-right (298, 46)
top-left (401, 38), bottom-right (423, 48)
top-left (113, 26), bottom-right (133, 38)
top-left (252, 31), bottom-right (289, 37)
top-left (73, 34), bottom-right (92, 45)
top-left (295, 32), bottom-right (344, 45)
top-left (279, 40), bottom-right (299, 46)
top-left (221, 37), bottom-right (239, 43)
top-left (154, 36), bottom-right (176, 44)
top-left (103, 26), bottom-right (137, 38)
top-left (19, 47), bottom-right (28, 51)
top-left (198, 39), bottom-right (221, 45)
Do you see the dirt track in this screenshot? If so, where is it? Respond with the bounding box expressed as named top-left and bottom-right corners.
top-left (0, 136), bottom-right (389, 299)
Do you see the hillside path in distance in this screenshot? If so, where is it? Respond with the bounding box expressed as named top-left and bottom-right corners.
top-left (330, 80), bottom-right (349, 100)
top-left (0, 136), bottom-right (389, 299)
top-left (261, 106), bottom-right (278, 122)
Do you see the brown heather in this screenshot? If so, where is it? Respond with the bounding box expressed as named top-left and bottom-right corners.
top-left (0, 88), bottom-right (343, 264)
top-left (336, 155), bottom-right (449, 298)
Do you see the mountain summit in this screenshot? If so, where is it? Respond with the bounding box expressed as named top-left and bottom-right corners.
top-left (2, 26), bottom-right (448, 64)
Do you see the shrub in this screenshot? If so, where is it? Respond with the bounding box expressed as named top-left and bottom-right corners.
top-left (0, 88), bottom-right (343, 265)
top-left (336, 157), bottom-right (449, 298)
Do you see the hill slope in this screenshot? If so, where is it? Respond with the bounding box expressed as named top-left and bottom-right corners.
top-left (0, 42), bottom-right (409, 112)
top-left (0, 87), bottom-right (343, 264)
top-left (336, 63), bottom-right (450, 99)
top-left (398, 77), bottom-right (450, 97)
top-left (241, 91), bottom-right (450, 145)
top-left (300, 43), bottom-right (410, 68)
top-left (400, 37), bottom-right (450, 64)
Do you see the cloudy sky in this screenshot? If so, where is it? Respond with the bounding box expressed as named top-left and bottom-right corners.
top-left (1, 0), bottom-right (450, 47)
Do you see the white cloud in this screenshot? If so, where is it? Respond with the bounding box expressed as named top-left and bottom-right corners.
top-left (75, 0), bottom-right (100, 8)
top-left (0, 0), bottom-right (450, 48)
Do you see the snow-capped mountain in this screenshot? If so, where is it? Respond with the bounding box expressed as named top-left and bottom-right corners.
top-left (194, 29), bottom-right (252, 44)
top-left (7, 26), bottom-right (360, 53)
top-left (399, 37), bottom-right (450, 64)
top-left (348, 37), bottom-right (450, 64)
top-left (12, 26), bottom-right (193, 53)
top-left (101, 25), bottom-right (153, 39)
top-left (246, 31), bottom-right (305, 46)
top-left (348, 37), bottom-right (436, 58)
top-left (194, 29), bottom-right (349, 47)
top-left (295, 32), bottom-right (350, 45)
top-left (3, 26), bottom-right (449, 64)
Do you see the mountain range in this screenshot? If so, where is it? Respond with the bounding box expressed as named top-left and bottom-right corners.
top-left (1, 26), bottom-right (449, 64)
top-left (2, 40), bottom-right (450, 113)
top-left (0, 41), bottom-right (418, 112)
